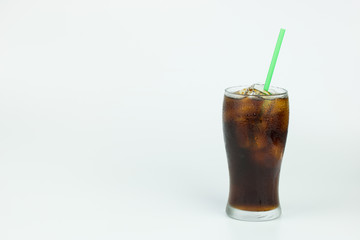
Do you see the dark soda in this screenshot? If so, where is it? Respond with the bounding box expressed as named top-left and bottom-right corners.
top-left (223, 87), bottom-right (289, 212)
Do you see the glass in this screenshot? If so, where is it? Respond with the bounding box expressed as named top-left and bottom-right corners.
top-left (222, 84), bottom-right (289, 221)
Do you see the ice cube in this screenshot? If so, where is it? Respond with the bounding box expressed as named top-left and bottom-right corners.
top-left (253, 148), bottom-right (283, 168)
top-left (237, 128), bottom-right (251, 148)
top-left (234, 84), bottom-right (269, 96)
top-left (270, 98), bottom-right (288, 114)
top-left (251, 135), bottom-right (268, 150)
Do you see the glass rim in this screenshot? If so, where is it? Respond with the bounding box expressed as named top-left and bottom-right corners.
top-left (224, 84), bottom-right (288, 99)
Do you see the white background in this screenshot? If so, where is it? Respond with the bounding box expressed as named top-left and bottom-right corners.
top-left (0, 0), bottom-right (360, 239)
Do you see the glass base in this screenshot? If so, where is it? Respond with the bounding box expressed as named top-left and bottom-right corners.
top-left (226, 204), bottom-right (281, 222)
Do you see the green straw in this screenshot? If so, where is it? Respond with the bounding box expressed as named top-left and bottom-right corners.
top-left (264, 28), bottom-right (286, 91)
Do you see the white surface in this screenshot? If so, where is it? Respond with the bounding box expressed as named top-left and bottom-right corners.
top-left (0, 0), bottom-right (360, 239)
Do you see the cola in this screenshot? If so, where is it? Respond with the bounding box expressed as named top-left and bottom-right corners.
top-left (223, 84), bottom-right (289, 221)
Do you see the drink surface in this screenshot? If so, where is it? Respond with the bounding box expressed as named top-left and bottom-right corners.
top-left (223, 86), bottom-right (289, 211)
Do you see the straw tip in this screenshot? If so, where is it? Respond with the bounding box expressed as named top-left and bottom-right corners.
top-left (280, 28), bottom-right (286, 32)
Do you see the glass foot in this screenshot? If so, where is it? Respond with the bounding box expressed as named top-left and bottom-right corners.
top-left (226, 204), bottom-right (281, 222)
